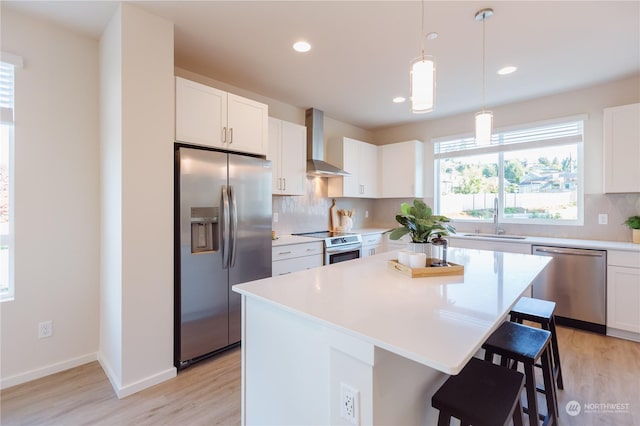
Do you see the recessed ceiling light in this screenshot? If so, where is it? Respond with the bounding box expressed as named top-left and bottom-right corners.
top-left (426, 32), bottom-right (439, 40)
top-left (393, 97), bottom-right (406, 103)
top-left (497, 66), bottom-right (517, 75)
top-left (293, 41), bottom-right (311, 53)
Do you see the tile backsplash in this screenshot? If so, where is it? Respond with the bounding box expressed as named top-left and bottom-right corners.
top-left (271, 177), bottom-right (376, 236)
top-left (274, 181), bottom-right (640, 244)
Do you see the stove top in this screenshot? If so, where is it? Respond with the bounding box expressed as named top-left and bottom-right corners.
top-left (293, 231), bottom-right (363, 248)
top-left (293, 231), bottom-right (357, 238)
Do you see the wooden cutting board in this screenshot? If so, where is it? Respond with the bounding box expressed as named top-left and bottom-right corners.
top-left (330, 199), bottom-right (338, 231)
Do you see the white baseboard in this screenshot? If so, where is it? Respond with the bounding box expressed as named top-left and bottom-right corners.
top-left (607, 327), bottom-right (640, 343)
top-left (0, 352), bottom-right (97, 390)
top-left (98, 353), bottom-right (176, 399)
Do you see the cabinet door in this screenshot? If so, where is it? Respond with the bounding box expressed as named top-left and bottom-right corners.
top-left (280, 121), bottom-right (307, 196)
top-left (339, 138), bottom-right (360, 197)
top-left (448, 237), bottom-right (531, 254)
top-left (359, 142), bottom-right (379, 197)
top-left (604, 103), bottom-right (640, 193)
top-left (607, 265), bottom-right (640, 334)
top-left (227, 93), bottom-right (268, 155)
top-left (380, 141), bottom-right (424, 198)
top-left (272, 255), bottom-right (323, 276)
top-left (175, 77), bottom-right (226, 148)
top-left (268, 117), bottom-right (283, 194)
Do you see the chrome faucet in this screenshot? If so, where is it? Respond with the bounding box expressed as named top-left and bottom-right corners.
top-left (493, 197), bottom-right (503, 235)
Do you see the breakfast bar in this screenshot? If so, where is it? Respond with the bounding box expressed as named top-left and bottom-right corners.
top-left (233, 248), bottom-right (551, 425)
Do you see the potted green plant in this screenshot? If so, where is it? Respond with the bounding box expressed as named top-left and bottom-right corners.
top-left (624, 215), bottom-right (640, 244)
top-left (389, 199), bottom-right (455, 252)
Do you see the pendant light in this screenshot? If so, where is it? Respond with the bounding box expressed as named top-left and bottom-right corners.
top-left (410, 0), bottom-right (435, 113)
top-left (475, 8), bottom-right (493, 145)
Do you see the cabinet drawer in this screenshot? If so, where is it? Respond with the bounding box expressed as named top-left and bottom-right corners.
top-left (272, 255), bottom-right (323, 276)
top-left (362, 233), bottom-right (383, 246)
top-left (272, 241), bottom-right (323, 261)
top-left (608, 250), bottom-right (640, 268)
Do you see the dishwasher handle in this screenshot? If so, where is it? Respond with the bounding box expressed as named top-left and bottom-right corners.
top-left (533, 246), bottom-right (606, 257)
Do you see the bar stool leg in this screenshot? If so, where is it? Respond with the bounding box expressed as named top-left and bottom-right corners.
top-left (523, 362), bottom-right (540, 426)
top-left (541, 348), bottom-right (559, 422)
top-left (547, 317), bottom-right (564, 390)
top-left (513, 399), bottom-right (525, 426)
top-left (437, 412), bottom-right (451, 426)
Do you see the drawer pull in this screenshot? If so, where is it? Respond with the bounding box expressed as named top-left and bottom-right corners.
top-left (278, 251), bottom-right (292, 255)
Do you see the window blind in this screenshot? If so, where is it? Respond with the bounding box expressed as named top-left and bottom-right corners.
top-left (434, 119), bottom-right (584, 158)
top-left (0, 61), bottom-right (14, 123)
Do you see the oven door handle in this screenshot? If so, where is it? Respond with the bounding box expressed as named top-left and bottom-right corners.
top-left (325, 244), bottom-right (362, 254)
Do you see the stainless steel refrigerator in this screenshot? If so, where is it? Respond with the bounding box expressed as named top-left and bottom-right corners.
top-left (175, 145), bottom-right (272, 368)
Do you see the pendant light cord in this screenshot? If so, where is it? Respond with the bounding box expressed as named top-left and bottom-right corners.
top-left (420, 0), bottom-right (425, 60)
top-left (481, 13), bottom-right (486, 113)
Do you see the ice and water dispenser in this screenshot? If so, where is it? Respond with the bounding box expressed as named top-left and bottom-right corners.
top-left (190, 207), bottom-right (219, 253)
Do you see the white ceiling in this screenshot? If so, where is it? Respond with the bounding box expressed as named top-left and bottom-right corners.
top-left (5, 1), bottom-right (639, 130)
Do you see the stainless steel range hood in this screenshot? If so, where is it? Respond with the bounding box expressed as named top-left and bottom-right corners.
top-left (305, 108), bottom-right (350, 177)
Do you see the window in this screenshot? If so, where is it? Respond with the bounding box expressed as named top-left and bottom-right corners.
top-left (434, 117), bottom-right (584, 226)
top-left (1, 54), bottom-right (20, 301)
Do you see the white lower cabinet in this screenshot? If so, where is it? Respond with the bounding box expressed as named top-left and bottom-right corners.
top-left (607, 250), bottom-right (640, 341)
top-left (272, 241), bottom-right (323, 276)
top-left (447, 237), bottom-right (532, 254)
top-left (362, 233), bottom-right (383, 257)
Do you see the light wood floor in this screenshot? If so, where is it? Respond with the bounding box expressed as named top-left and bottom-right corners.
top-left (1, 326), bottom-right (639, 426)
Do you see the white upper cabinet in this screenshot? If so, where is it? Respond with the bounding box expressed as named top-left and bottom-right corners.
top-left (603, 103), bottom-right (640, 193)
top-left (175, 77), bottom-right (268, 156)
top-left (327, 137), bottom-right (378, 198)
top-left (379, 140), bottom-right (424, 198)
top-left (268, 117), bottom-right (307, 196)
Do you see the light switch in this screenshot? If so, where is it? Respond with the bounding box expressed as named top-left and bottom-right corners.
top-left (273, 213), bottom-right (279, 223)
top-left (598, 214), bottom-right (608, 225)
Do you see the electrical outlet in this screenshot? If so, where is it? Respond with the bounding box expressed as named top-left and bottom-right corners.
top-left (273, 213), bottom-right (278, 223)
top-left (38, 320), bottom-right (53, 339)
top-left (340, 382), bottom-right (359, 425)
top-left (598, 214), bottom-right (608, 225)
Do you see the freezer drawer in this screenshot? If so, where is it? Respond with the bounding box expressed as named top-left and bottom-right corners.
top-left (532, 245), bottom-right (606, 334)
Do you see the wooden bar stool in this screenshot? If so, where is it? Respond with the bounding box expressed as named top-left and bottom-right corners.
top-left (431, 357), bottom-right (525, 426)
top-left (510, 296), bottom-right (564, 390)
top-left (482, 321), bottom-right (558, 426)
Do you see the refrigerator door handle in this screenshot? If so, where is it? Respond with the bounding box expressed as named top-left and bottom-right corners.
top-left (221, 185), bottom-right (230, 269)
top-left (229, 185), bottom-right (239, 267)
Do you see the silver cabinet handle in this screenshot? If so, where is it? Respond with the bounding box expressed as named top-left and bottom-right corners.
top-left (278, 251), bottom-right (292, 255)
top-left (223, 127), bottom-right (227, 143)
top-left (283, 178), bottom-right (286, 191)
top-left (229, 127), bottom-right (233, 144)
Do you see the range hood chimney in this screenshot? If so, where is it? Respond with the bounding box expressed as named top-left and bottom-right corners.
top-left (305, 108), bottom-right (350, 177)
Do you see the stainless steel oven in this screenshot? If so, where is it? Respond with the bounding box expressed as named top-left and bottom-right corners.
top-left (325, 242), bottom-right (362, 265)
top-left (292, 231), bottom-right (363, 265)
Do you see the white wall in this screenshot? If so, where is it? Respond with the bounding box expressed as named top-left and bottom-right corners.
top-left (0, 9), bottom-right (100, 387)
top-left (99, 3), bottom-right (176, 398)
top-left (372, 75), bottom-right (640, 241)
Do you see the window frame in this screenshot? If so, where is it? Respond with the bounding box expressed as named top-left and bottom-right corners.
top-left (1, 52), bottom-right (22, 302)
top-left (434, 115), bottom-right (586, 226)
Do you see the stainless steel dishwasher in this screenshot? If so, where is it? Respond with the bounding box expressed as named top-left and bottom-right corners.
top-left (531, 245), bottom-right (607, 334)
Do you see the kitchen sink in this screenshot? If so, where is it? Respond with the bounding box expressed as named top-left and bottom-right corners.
top-left (462, 233), bottom-right (527, 240)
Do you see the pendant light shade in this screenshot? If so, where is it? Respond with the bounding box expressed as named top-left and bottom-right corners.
top-left (410, 0), bottom-right (435, 114)
top-left (475, 8), bottom-right (493, 145)
top-left (475, 110), bottom-right (493, 145)
top-left (411, 55), bottom-right (435, 113)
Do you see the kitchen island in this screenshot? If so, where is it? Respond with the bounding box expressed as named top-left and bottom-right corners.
top-left (233, 248), bottom-right (551, 425)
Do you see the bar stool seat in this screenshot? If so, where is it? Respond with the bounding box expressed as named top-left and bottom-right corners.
top-left (510, 296), bottom-right (564, 390)
top-left (483, 321), bottom-right (558, 426)
top-left (432, 357), bottom-right (525, 426)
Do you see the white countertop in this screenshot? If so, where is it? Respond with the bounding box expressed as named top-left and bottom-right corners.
top-left (234, 248), bottom-right (551, 374)
top-left (271, 235), bottom-right (319, 247)
top-left (447, 233), bottom-right (640, 253)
